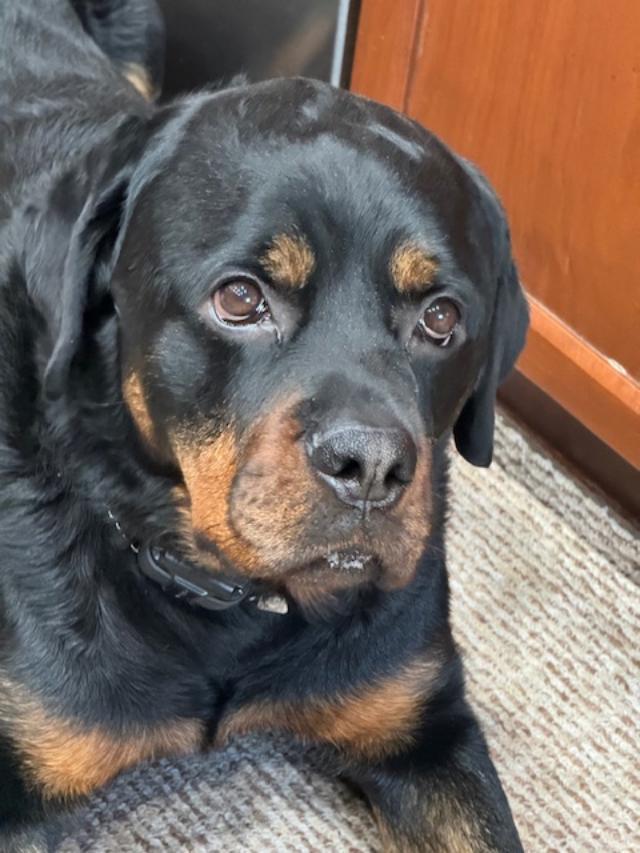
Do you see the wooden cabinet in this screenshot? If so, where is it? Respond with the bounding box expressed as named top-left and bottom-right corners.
top-left (351, 0), bottom-right (640, 469)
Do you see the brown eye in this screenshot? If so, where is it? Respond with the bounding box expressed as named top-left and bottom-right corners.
top-left (420, 298), bottom-right (460, 346)
top-left (212, 279), bottom-right (268, 325)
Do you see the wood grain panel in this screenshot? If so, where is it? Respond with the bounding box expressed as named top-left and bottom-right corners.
top-left (351, 0), bottom-right (640, 466)
top-left (404, 0), bottom-right (640, 381)
top-left (350, 0), bottom-right (424, 110)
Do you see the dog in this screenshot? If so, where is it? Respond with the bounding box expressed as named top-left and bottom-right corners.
top-left (0, 1), bottom-right (529, 850)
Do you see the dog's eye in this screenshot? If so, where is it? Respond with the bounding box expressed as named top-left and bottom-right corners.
top-left (212, 280), bottom-right (269, 325)
top-left (419, 298), bottom-right (460, 346)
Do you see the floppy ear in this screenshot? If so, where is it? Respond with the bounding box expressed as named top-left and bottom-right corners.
top-left (453, 252), bottom-right (529, 466)
top-left (22, 124), bottom-right (145, 400)
top-left (449, 157), bottom-right (529, 466)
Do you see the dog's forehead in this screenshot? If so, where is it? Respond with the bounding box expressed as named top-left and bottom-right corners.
top-left (141, 80), bottom-right (469, 229)
top-left (123, 79), bottom-right (495, 294)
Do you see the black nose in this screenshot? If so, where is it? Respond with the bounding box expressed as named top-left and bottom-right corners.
top-left (307, 424), bottom-right (417, 508)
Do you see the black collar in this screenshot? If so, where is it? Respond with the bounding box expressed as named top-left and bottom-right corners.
top-left (106, 509), bottom-right (288, 615)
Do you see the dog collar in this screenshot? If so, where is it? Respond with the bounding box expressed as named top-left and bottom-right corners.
top-left (106, 508), bottom-right (288, 615)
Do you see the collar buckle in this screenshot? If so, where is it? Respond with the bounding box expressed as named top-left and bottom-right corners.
top-left (138, 540), bottom-right (252, 611)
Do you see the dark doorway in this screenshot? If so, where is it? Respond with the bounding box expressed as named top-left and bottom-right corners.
top-left (157, 0), bottom-right (357, 96)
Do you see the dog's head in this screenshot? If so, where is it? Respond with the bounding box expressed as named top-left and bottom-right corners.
top-left (26, 79), bottom-right (528, 602)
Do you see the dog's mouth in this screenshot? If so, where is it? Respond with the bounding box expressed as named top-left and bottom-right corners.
top-left (288, 549), bottom-right (377, 585)
top-left (325, 549), bottom-right (375, 574)
top-left (280, 547), bottom-right (381, 607)
top-left (187, 517), bottom-right (385, 604)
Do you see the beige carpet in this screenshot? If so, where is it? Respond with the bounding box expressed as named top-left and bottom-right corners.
top-left (59, 411), bottom-right (639, 852)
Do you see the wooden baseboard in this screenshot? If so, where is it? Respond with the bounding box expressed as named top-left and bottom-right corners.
top-left (518, 297), bottom-right (640, 468)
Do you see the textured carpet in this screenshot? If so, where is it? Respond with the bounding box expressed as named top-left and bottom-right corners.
top-left (59, 411), bottom-right (639, 852)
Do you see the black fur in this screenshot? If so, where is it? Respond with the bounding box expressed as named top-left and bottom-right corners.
top-left (0, 1), bottom-right (528, 850)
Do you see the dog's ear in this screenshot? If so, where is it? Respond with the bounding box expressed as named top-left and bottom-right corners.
top-left (452, 163), bottom-right (529, 466)
top-left (22, 119), bottom-right (147, 400)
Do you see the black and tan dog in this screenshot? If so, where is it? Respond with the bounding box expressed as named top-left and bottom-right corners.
top-left (0, 1), bottom-right (529, 850)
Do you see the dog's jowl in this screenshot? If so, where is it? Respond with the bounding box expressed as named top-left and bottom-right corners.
top-left (0, 1), bottom-right (528, 850)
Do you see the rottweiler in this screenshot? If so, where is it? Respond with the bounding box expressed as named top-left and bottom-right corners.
top-left (0, 1), bottom-right (529, 850)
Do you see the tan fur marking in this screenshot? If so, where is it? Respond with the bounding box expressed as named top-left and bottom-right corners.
top-left (2, 681), bottom-right (202, 799)
top-left (375, 436), bottom-right (432, 589)
top-left (261, 234), bottom-right (316, 289)
top-left (123, 370), bottom-right (156, 448)
top-left (390, 242), bottom-right (438, 294)
top-left (218, 657), bottom-right (440, 759)
top-left (174, 405), bottom-right (315, 575)
top-left (175, 427), bottom-right (264, 572)
top-left (120, 62), bottom-right (155, 101)
top-left (228, 409), bottom-right (312, 566)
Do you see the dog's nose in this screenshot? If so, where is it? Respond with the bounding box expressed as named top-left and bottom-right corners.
top-left (307, 424), bottom-right (417, 508)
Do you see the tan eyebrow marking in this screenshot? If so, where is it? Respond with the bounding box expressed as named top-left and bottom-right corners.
top-left (390, 241), bottom-right (439, 294)
top-left (260, 234), bottom-right (316, 289)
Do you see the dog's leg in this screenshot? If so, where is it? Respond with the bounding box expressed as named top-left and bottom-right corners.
top-left (342, 687), bottom-right (523, 852)
top-left (219, 647), bottom-right (522, 851)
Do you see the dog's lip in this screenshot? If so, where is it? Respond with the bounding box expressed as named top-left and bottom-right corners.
top-left (324, 549), bottom-right (374, 573)
top-left (190, 527), bottom-right (381, 581)
top-left (286, 549), bottom-right (379, 586)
